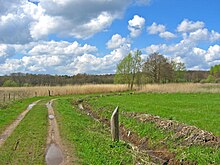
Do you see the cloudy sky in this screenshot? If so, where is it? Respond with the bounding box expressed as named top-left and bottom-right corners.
top-left (0, 0), bottom-right (220, 75)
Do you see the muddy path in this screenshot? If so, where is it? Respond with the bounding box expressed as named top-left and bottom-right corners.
top-left (45, 100), bottom-right (76, 165)
top-left (0, 100), bottom-right (40, 147)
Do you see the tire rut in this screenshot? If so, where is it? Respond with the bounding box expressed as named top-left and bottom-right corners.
top-left (45, 100), bottom-right (76, 165)
top-left (0, 100), bottom-right (40, 147)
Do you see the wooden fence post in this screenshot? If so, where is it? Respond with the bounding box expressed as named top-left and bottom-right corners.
top-left (3, 94), bottom-right (5, 102)
top-left (8, 93), bottom-right (10, 101)
top-left (111, 106), bottom-right (119, 142)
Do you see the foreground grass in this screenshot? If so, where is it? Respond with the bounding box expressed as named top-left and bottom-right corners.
top-left (0, 97), bottom-right (41, 134)
top-left (0, 100), bottom-right (48, 164)
top-left (88, 93), bottom-right (220, 164)
top-left (177, 145), bottom-right (220, 164)
top-left (53, 98), bottom-right (134, 164)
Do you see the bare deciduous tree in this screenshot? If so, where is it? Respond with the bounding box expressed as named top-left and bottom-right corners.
top-left (143, 52), bottom-right (174, 83)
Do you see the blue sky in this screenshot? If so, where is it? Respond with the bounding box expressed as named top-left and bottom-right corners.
top-left (0, 0), bottom-right (220, 75)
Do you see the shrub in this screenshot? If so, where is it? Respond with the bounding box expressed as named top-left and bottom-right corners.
top-left (2, 80), bottom-right (18, 87)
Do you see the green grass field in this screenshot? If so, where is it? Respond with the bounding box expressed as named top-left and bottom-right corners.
top-left (0, 92), bottom-right (219, 164)
top-left (88, 93), bottom-right (220, 164)
top-left (89, 93), bottom-right (220, 136)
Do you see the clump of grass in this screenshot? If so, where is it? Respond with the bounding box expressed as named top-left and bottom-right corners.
top-left (177, 145), bottom-right (220, 164)
top-left (0, 100), bottom-right (48, 164)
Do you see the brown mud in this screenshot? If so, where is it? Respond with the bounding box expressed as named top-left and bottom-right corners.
top-left (45, 100), bottom-right (77, 165)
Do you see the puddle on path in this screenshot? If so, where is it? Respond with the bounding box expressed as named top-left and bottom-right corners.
top-left (45, 100), bottom-right (65, 165)
top-left (27, 103), bottom-right (36, 110)
top-left (46, 143), bottom-right (64, 165)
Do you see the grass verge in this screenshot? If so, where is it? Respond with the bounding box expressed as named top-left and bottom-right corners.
top-left (0, 100), bottom-right (48, 164)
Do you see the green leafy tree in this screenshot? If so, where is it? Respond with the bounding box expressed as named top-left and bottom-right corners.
top-left (130, 50), bottom-right (142, 89)
top-left (114, 53), bottom-right (132, 87)
top-left (114, 50), bottom-right (142, 90)
top-left (172, 61), bottom-right (186, 82)
top-left (210, 64), bottom-right (220, 78)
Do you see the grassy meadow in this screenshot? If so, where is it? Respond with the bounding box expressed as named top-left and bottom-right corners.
top-left (0, 83), bottom-right (219, 164)
top-left (88, 92), bottom-right (220, 135)
top-left (87, 92), bottom-right (220, 164)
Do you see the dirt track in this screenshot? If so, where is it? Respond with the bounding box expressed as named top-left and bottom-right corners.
top-left (0, 100), bottom-right (40, 147)
top-left (45, 100), bottom-right (77, 165)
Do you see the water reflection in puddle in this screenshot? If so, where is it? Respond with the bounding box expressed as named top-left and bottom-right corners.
top-left (46, 143), bottom-right (63, 165)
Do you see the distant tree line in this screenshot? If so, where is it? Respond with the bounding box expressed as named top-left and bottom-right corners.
top-left (0, 73), bottom-right (114, 87)
top-left (115, 51), bottom-right (210, 89)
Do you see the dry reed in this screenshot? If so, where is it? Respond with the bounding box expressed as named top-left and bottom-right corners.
top-left (139, 83), bottom-right (220, 93)
top-left (1, 83), bottom-right (220, 103)
top-left (0, 84), bottom-right (129, 103)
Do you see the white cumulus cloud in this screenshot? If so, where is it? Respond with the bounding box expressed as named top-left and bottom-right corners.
top-left (106, 34), bottom-right (130, 49)
top-left (128, 15), bottom-right (145, 38)
top-left (34, 0), bottom-right (131, 39)
top-left (0, 40), bottom-right (132, 75)
top-left (177, 19), bottom-right (205, 33)
top-left (69, 45), bottom-right (131, 75)
top-left (147, 22), bottom-right (176, 40)
top-left (205, 45), bottom-right (220, 62)
top-left (147, 22), bottom-right (165, 34)
top-left (159, 31), bottom-right (176, 40)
